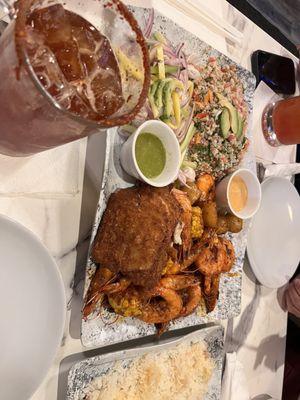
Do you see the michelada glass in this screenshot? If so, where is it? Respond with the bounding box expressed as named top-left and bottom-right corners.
top-left (262, 96), bottom-right (300, 146)
top-left (0, 0), bottom-right (150, 156)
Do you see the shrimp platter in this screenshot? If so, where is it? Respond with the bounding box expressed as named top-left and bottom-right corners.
top-left (83, 173), bottom-right (241, 336)
top-left (81, 5), bottom-right (256, 348)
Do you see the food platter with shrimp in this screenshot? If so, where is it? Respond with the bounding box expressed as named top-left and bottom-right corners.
top-left (81, 7), bottom-right (256, 348)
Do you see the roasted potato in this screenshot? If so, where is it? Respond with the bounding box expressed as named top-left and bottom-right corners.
top-left (202, 201), bottom-right (218, 228)
top-left (216, 215), bottom-right (229, 234)
top-left (216, 214), bottom-right (243, 234)
top-left (182, 183), bottom-right (201, 205)
top-left (226, 215), bottom-right (243, 233)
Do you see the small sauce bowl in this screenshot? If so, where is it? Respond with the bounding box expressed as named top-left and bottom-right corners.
top-left (216, 168), bottom-right (261, 219)
top-left (120, 120), bottom-right (181, 187)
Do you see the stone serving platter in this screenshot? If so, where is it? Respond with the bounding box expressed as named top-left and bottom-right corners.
top-left (68, 325), bottom-right (224, 400)
top-left (81, 6), bottom-right (256, 348)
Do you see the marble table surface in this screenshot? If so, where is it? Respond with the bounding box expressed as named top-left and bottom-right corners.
top-left (1, 1), bottom-right (297, 399)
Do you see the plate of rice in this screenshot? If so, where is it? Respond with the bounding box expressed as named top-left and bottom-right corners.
top-left (67, 325), bottom-right (224, 400)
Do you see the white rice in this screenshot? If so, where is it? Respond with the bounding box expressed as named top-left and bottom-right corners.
top-left (85, 340), bottom-right (214, 400)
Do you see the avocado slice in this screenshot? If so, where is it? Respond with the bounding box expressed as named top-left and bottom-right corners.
top-left (216, 93), bottom-right (239, 135)
top-left (236, 113), bottom-right (244, 140)
top-left (220, 108), bottom-right (230, 138)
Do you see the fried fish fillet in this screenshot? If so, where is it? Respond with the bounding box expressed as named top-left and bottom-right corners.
top-left (92, 185), bottom-right (181, 287)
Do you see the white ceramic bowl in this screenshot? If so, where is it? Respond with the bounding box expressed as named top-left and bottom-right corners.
top-left (215, 168), bottom-right (261, 219)
top-left (120, 120), bottom-right (181, 187)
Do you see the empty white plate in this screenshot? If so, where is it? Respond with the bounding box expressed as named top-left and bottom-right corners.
top-left (0, 215), bottom-right (66, 400)
top-left (247, 177), bottom-right (300, 288)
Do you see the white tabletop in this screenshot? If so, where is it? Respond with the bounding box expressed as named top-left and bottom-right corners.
top-left (1, 1), bottom-right (297, 399)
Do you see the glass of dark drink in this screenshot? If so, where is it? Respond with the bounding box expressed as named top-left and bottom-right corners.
top-left (0, 0), bottom-right (150, 156)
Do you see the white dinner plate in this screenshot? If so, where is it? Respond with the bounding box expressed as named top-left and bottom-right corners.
top-left (247, 177), bottom-right (300, 288)
top-left (0, 215), bottom-right (66, 400)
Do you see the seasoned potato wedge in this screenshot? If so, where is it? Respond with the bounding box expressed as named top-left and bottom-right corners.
top-left (216, 215), bottom-right (228, 234)
top-left (202, 201), bottom-right (218, 228)
top-left (226, 215), bottom-right (243, 233)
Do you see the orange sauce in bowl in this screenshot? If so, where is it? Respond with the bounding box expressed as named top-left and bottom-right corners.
top-left (228, 176), bottom-right (248, 212)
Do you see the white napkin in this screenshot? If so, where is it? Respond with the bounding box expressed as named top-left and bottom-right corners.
top-left (264, 162), bottom-right (300, 178)
top-left (0, 139), bottom-right (86, 198)
top-left (252, 81), bottom-right (296, 164)
top-left (221, 352), bottom-right (250, 400)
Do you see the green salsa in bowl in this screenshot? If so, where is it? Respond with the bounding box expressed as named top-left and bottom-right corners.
top-left (120, 120), bottom-right (181, 187)
top-left (135, 132), bottom-right (166, 179)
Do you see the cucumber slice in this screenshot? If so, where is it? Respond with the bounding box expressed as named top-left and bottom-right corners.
top-left (154, 79), bottom-right (167, 110)
top-left (163, 81), bottom-right (173, 118)
top-left (148, 80), bottom-right (160, 118)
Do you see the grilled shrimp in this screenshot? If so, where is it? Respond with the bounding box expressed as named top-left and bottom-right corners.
top-left (100, 278), bottom-right (131, 294)
top-left (83, 267), bottom-right (130, 318)
top-left (139, 286), bottom-right (183, 324)
top-left (83, 267), bottom-right (115, 319)
top-left (160, 275), bottom-right (202, 317)
top-left (219, 237), bottom-right (235, 272)
top-left (165, 241), bottom-right (204, 275)
top-left (108, 285), bottom-right (183, 324)
top-left (203, 274), bottom-right (220, 313)
top-left (160, 274), bottom-right (199, 290)
top-left (195, 234), bottom-right (226, 276)
top-left (180, 285), bottom-right (202, 317)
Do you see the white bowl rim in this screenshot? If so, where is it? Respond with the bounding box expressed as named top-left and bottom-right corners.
top-left (226, 168), bottom-right (262, 219)
top-left (130, 120), bottom-right (181, 187)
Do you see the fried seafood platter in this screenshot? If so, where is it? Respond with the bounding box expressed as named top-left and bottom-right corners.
top-left (83, 174), bottom-right (242, 333)
top-left (81, 6), bottom-right (255, 348)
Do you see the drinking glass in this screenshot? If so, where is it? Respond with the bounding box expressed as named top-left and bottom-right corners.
top-left (262, 96), bottom-right (300, 146)
top-left (0, 0), bottom-right (150, 156)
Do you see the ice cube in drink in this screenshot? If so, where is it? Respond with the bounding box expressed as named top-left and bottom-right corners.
top-left (26, 4), bottom-right (124, 121)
